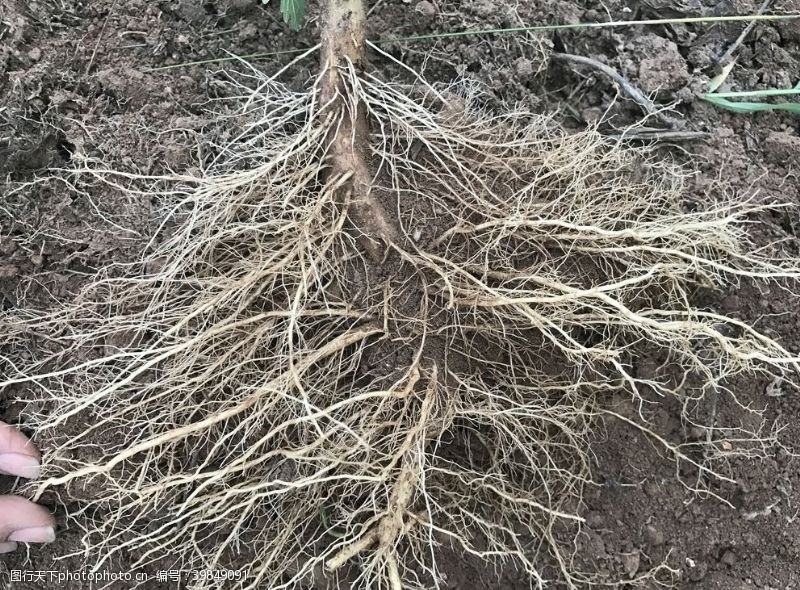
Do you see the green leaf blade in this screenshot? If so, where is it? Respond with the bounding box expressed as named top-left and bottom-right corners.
top-left (281, 0), bottom-right (307, 31)
top-left (702, 93), bottom-right (800, 115)
top-left (707, 59), bottom-right (736, 93)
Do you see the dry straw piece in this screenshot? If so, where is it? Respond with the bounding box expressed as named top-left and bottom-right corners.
top-left (2, 1), bottom-right (799, 589)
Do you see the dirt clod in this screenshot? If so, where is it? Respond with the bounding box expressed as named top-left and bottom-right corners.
top-left (621, 551), bottom-right (640, 578)
top-left (629, 34), bottom-right (690, 97)
top-left (644, 524), bottom-right (664, 547)
top-left (514, 57), bottom-right (535, 78)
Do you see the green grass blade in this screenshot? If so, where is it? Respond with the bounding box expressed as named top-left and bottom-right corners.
top-left (146, 12), bottom-right (800, 72)
top-left (391, 13), bottom-right (800, 44)
top-left (281, 0), bottom-right (307, 31)
top-left (702, 93), bottom-right (800, 114)
top-left (707, 60), bottom-right (736, 93)
top-left (707, 87), bottom-right (800, 99)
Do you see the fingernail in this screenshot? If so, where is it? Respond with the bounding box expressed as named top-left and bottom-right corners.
top-left (0, 453), bottom-right (40, 479)
top-left (0, 541), bottom-right (18, 554)
top-left (8, 526), bottom-right (55, 543)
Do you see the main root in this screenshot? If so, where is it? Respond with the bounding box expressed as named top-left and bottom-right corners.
top-left (2, 54), bottom-right (799, 589)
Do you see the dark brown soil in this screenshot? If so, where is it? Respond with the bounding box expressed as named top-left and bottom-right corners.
top-left (2, 0), bottom-right (799, 588)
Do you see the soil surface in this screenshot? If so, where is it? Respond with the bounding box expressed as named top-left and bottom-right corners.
top-left (2, 0), bottom-right (800, 588)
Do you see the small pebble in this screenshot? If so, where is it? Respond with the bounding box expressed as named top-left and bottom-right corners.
top-left (581, 107), bottom-right (604, 124)
top-left (721, 549), bottom-right (737, 566)
top-left (238, 22), bottom-right (259, 41)
top-left (415, 1), bottom-right (436, 18)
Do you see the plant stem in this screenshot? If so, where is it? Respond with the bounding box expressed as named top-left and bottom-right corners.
top-left (320, 0), bottom-right (399, 260)
top-left (706, 87), bottom-right (800, 99)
